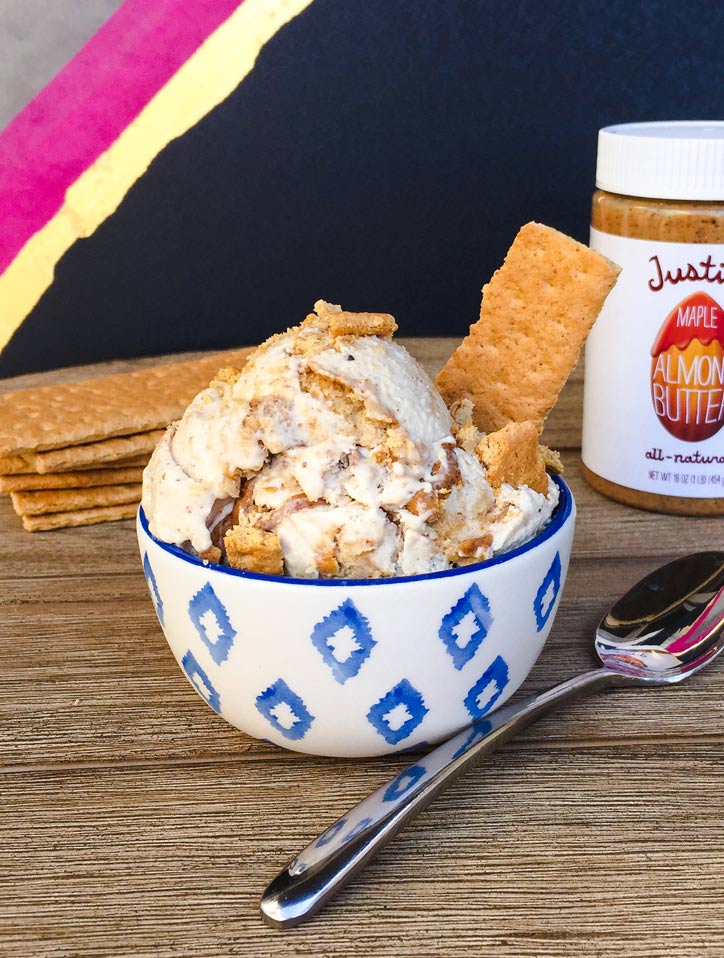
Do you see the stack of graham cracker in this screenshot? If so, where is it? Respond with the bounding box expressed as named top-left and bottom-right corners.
top-left (0, 348), bottom-right (252, 531)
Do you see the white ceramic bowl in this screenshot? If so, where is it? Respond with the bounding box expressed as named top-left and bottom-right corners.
top-left (137, 477), bottom-right (575, 757)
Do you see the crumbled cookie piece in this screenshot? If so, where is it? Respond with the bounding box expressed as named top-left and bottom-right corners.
top-left (540, 444), bottom-right (564, 474)
top-left (430, 443), bottom-right (462, 495)
top-left (210, 367), bottom-right (242, 388)
top-left (291, 327), bottom-right (331, 356)
top-left (384, 428), bottom-right (416, 463)
top-left (450, 397), bottom-right (474, 426)
top-left (329, 311), bottom-right (398, 339)
top-left (198, 545), bottom-right (223, 564)
top-left (452, 421), bottom-right (483, 454)
top-left (299, 368), bottom-right (388, 447)
top-left (458, 534), bottom-right (493, 559)
top-left (316, 552), bottom-right (341, 576)
top-left (301, 299), bottom-right (342, 330)
top-left (475, 420), bottom-right (549, 494)
top-left (224, 520), bottom-right (284, 575)
top-left (314, 299), bottom-right (342, 317)
top-left (405, 488), bottom-right (440, 521)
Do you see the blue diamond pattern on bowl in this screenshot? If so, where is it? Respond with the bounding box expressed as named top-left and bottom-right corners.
top-left (534, 552), bottom-right (562, 632)
top-left (181, 649), bottom-right (221, 713)
top-left (383, 764), bottom-right (427, 803)
top-left (188, 582), bottom-right (236, 665)
top-left (255, 678), bottom-right (315, 741)
top-left (438, 582), bottom-right (493, 670)
top-left (142, 553), bottom-right (164, 626)
top-left (367, 679), bottom-right (429, 745)
top-left (310, 598), bottom-right (376, 684)
top-left (464, 655), bottom-right (509, 721)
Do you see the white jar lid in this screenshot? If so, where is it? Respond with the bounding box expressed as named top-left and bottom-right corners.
top-left (596, 121), bottom-right (724, 201)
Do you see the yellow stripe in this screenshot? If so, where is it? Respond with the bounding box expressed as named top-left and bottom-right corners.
top-left (0, 0), bottom-right (315, 355)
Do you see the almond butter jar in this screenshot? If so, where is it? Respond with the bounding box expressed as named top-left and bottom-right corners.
top-left (582, 121), bottom-right (724, 515)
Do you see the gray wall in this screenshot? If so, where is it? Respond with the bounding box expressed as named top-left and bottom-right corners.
top-left (0, 1), bottom-right (124, 128)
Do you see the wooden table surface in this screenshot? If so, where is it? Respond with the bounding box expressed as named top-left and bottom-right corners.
top-left (2, 339), bottom-right (724, 958)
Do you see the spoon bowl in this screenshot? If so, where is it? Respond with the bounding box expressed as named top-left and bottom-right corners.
top-left (595, 551), bottom-right (724, 682)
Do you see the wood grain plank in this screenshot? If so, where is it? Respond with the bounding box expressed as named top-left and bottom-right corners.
top-left (2, 750), bottom-right (723, 957)
top-left (2, 344), bottom-right (722, 958)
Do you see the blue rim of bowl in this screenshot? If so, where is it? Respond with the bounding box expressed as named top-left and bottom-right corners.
top-left (138, 474), bottom-right (572, 587)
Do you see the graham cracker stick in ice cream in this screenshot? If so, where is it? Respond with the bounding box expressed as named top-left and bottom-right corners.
top-left (437, 222), bottom-right (620, 432)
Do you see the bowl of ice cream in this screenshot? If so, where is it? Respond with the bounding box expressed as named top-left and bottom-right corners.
top-left (137, 477), bottom-right (573, 757)
top-left (137, 225), bottom-right (618, 756)
top-left (137, 296), bottom-right (578, 756)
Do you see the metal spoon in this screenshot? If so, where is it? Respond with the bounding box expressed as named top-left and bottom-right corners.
top-left (260, 551), bottom-right (724, 929)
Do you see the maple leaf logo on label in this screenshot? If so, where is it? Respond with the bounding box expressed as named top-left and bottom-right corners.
top-left (650, 292), bottom-right (724, 442)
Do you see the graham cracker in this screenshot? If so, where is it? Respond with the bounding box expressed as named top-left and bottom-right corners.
top-left (224, 521), bottom-right (284, 575)
top-left (436, 222), bottom-right (620, 432)
top-left (198, 545), bottom-right (223, 564)
top-left (0, 347), bottom-right (253, 457)
top-left (540, 444), bottom-right (564, 475)
top-left (452, 421), bottom-right (483, 454)
top-left (0, 466), bottom-right (144, 494)
top-left (12, 483), bottom-right (142, 517)
top-left (475, 421), bottom-right (549, 494)
top-left (21, 503), bottom-right (138, 532)
top-left (107, 455), bottom-right (150, 468)
top-left (25, 431), bottom-right (163, 474)
top-left (0, 453), bottom-right (149, 476)
top-left (0, 455), bottom-right (31, 475)
top-left (329, 311), bottom-right (398, 338)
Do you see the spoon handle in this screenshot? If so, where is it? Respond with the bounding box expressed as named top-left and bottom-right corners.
top-left (261, 666), bottom-right (623, 928)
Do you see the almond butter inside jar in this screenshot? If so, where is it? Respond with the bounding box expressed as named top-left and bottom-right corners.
top-left (583, 121), bottom-right (724, 515)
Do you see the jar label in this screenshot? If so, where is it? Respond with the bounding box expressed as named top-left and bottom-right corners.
top-left (583, 229), bottom-right (724, 497)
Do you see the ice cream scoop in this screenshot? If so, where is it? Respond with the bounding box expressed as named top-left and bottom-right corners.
top-left (142, 302), bottom-right (559, 578)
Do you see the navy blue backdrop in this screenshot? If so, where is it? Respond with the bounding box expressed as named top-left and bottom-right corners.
top-left (2, 0), bottom-right (723, 375)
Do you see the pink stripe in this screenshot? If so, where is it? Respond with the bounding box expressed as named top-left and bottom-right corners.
top-left (0, 0), bottom-right (242, 274)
